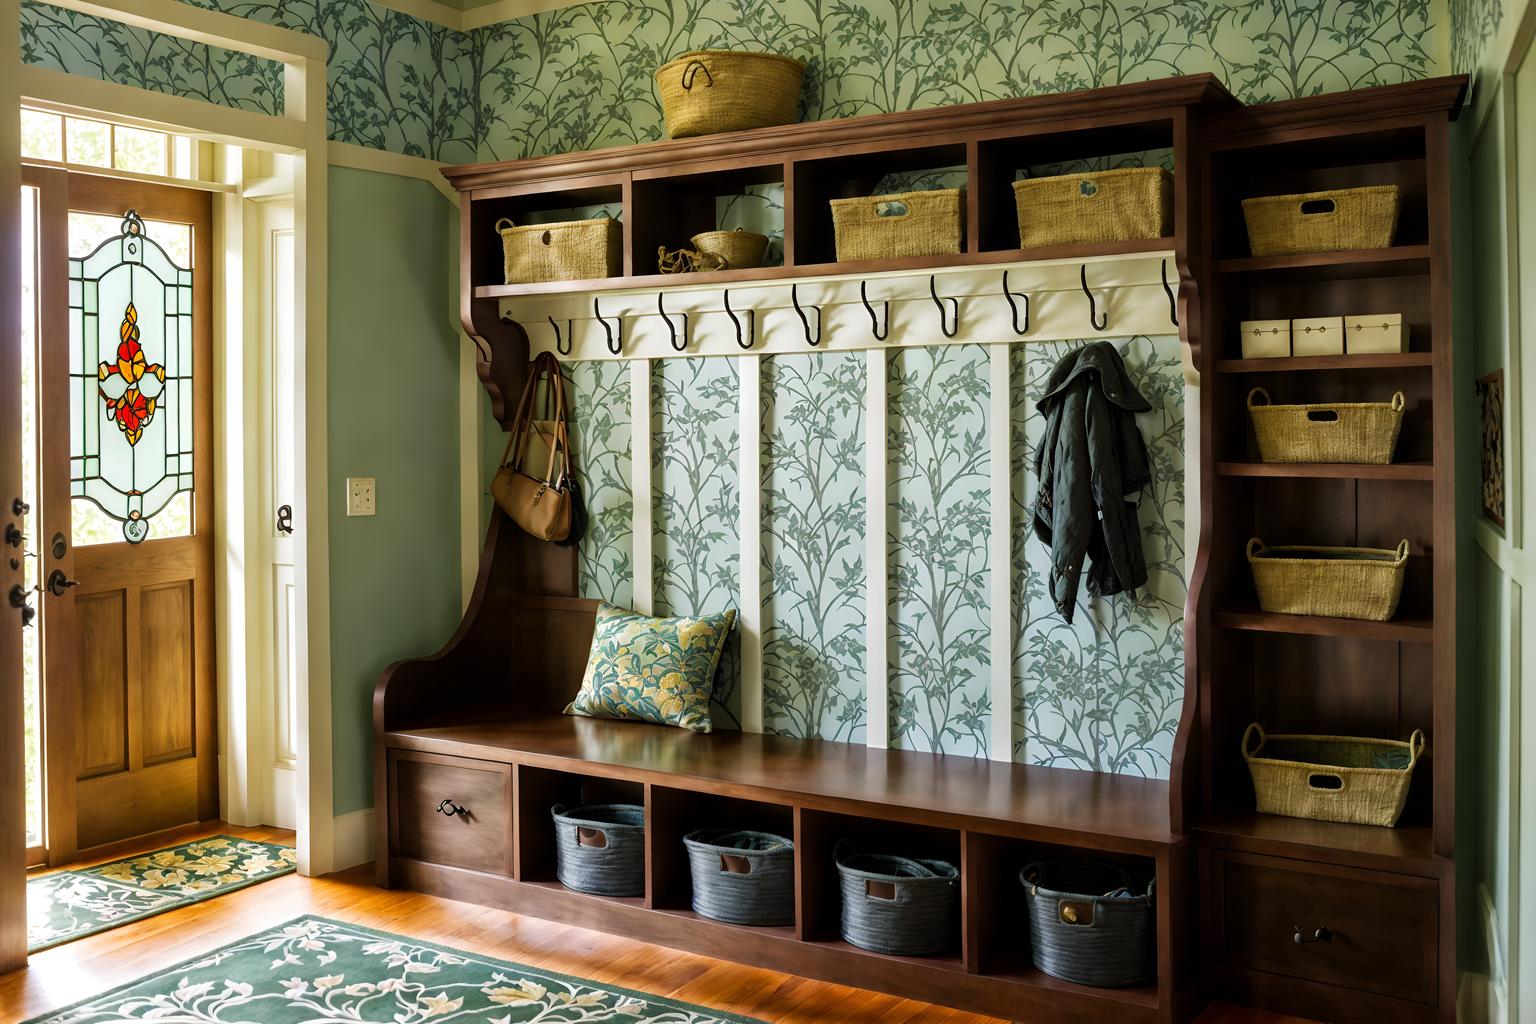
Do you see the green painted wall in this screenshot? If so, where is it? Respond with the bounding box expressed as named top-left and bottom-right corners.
top-left (326, 166), bottom-right (462, 815)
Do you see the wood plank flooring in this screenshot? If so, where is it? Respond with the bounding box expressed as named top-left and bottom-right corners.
top-left (1, 822), bottom-right (1314, 1024)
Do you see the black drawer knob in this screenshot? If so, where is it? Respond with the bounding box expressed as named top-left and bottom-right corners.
top-left (1294, 925), bottom-right (1333, 945)
top-left (437, 798), bottom-right (468, 819)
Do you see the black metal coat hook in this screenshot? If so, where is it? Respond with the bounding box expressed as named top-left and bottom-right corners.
top-left (1080, 264), bottom-right (1108, 331)
top-left (860, 280), bottom-right (890, 341)
top-left (929, 275), bottom-right (959, 338)
top-left (1161, 258), bottom-right (1179, 327)
top-left (1002, 270), bottom-right (1029, 336)
top-left (594, 297), bottom-right (623, 355)
top-left (791, 284), bottom-right (822, 347)
top-left (658, 292), bottom-right (689, 352)
top-left (724, 290), bottom-right (756, 350)
top-left (550, 316), bottom-right (572, 356)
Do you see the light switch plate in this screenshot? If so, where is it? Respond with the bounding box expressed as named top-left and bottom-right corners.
top-left (346, 477), bottom-right (376, 517)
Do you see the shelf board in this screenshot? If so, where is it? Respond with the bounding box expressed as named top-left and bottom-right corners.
top-left (1214, 244), bottom-right (1430, 280)
top-left (1216, 460), bottom-right (1433, 480)
top-left (1193, 813), bottom-right (1443, 875)
top-left (650, 905), bottom-right (799, 944)
top-left (1215, 352), bottom-right (1433, 373)
top-left (982, 951), bottom-right (1160, 1008)
top-left (472, 238), bottom-right (1177, 300)
top-left (802, 938), bottom-right (968, 975)
top-left (1214, 608), bottom-right (1433, 643)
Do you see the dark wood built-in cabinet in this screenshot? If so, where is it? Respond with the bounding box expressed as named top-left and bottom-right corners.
top-left (378, 73), bottom-right (1465, 1024)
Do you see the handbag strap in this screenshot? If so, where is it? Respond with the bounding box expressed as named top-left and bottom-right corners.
top-left (503, 353), bottom-right (575, 488)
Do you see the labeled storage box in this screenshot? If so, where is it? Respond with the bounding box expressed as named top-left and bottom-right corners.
top-left (830, 189), bottom-right (964, 263)
top-left (1243, 723), bottom-right (1425, 828)
top-left (497, 217), bottom-right (622, 284)
top-left (1346, 312), bottom-right (1407, 354)
top-left (1011, 167), bottom-right (1172, 248)
top-left (1239, 319), bottom-right (1291, 359)
top-left (1241, 185), bottom-right (1400, 256)
top-left (1247, 537), bottom-right (1410, 621)
top-left (552, 804), bottom-right (645, 897)
top-left (1290, 316), bottom-right (1345, 356)
top-left (684, 829), bottom-right (795, 926)
top-left (834, 842), bottom-right (958, 956)
top-left (1247, 388), bottom-right (1405, 464)
top-left (656, 50), bottom-right (805, 139)
top-left (1020, 861), bottom-right (1154, 988)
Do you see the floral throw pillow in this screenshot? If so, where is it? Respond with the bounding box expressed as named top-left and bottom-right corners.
top-left (565, 602), bottom-right (737, 733)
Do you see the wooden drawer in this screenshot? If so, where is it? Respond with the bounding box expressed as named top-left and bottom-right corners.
top-left (1209, 850), bottom-right (1438, 1005)
top-left (390, 750), bottom-right (513, 875)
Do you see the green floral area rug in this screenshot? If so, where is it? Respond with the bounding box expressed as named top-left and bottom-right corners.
top-left (28, 835), bottom-right (297, 953)
top-left (25, 915), bottom-right (769, 1023)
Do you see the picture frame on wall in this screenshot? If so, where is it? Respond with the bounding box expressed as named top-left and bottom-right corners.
top-left (1478, 369), bottom-right (1506, 528)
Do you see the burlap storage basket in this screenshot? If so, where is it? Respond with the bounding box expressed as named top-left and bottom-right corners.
top-left (1012, 167), bottom-right (1172, 248)
top-left (691, 229), bottom-right (770, 270)
top-left (497, 217), bottom-right (621, 284)
top-left (1241, 185), bottom-right (1400, 256)
top-left (1243, 723), bottom-right (1425, 828)
top-left (830, 189), bottom-right (964, 263)
top-left (1247, 537), bottom-right (1410, 622)
top-left (1247, 388), bottom-right (1404, 464)
top-left (656, 50), bottom-right (804, 139)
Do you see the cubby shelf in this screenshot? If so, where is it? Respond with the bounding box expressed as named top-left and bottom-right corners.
top-left (1190, 815), bottom-right (1441, 875)
top-left (1215, 460), bottom-right (1433, 480)
top-left (1214, 352), bottom-right (1433, 373)
top-left (1213, 609), bottom-right (1433, 643)
top-left (1214, 244), bottom-right (1430, 279)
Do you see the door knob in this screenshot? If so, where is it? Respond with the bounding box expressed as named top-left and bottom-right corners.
top-left (3, 524), bottom-right (20, 548)
top-left (46, 569), bottom-right (79, 597)
top-left (276, 504), bottom-right (293, 535)
top-left (11, 497), bottom-right (29, 517)
top-left (8, 583), bottom-right (35, 628)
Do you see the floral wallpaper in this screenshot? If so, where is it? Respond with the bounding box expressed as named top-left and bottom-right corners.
top-left (887, 346), bottom-right (991, 758)
top-left (566, 361), bottom-right (633, 608)
top-left (1450, 0), bottom-right (1505, 77)
top-left (651, 358), bottom-right (741, 731)
top-left (760, 352), bottom-right (866, 743)
top-left (1010, 337), bottom-right (1186, 776)
top-left (23, 0), bottom-right (1439, 162)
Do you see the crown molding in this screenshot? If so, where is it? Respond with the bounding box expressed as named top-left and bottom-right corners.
top-left (367, 0), bottom-right (583, 32)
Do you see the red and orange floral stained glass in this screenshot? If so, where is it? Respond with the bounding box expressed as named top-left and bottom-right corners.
top-left (69, 210), bottom-right (193, 544)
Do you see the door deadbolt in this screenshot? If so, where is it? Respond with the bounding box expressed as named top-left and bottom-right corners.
top-left (51, 532), bottom-right (67, 560)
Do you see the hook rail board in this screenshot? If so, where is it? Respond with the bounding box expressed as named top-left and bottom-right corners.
top-left (511, 250), bottom-right (1181, 361)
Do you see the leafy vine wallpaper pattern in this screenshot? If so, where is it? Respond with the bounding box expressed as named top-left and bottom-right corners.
top-left (566, 361), bottom-right (634, 609)
top-left (22, 0), bottom-right (1440, 162)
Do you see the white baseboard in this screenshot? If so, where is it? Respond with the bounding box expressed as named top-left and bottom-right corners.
top-left (1472, 883), bottom-right (1509, 1024)
top-left (331, 808), bottom-right (375, 872)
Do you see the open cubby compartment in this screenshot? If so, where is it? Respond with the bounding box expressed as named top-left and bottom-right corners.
top-left (630, 162), bottom-right (787, 276)
top-left (1211, 475), bottom-right (1435, 621)
top-left (646, 784), bottom-right (795, 923)
top-left (467, 176), bottom-right (628, 290)
top-left (1215, 263), bottom-right (1434, 361)
top-left (514, 763), bottom-right (645, 887)
top-left (1210, 124), bottom-right (1429, 261)
top-left (1204, 628), bottom-right (1436, 833)
top-left (964, 831), bottom-right (1159, 989)
top-left (972, 118), bottom-right (1176, 254)
top-left (794, 807), bottom-right (964, 964)
top-left (789, 142), bottom-right (969, 267)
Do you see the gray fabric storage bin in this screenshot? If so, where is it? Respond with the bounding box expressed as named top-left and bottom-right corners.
top-left (684, 829), bottom-right (795, 926)
top-left (1021, 860), bottom-right (1154, 988)
top-left (835, 842), bottom-right (958, 956)
top-left (551, 804), bottom-right (645, 897)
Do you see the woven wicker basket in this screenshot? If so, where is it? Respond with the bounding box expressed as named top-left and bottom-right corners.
top-left (1247, 387), bottom-right (1405, 464)
top-left (1247, 537), bottom-right (1410, 621)
top-left (1020, 861), bottom-right (1154, 989)
top-left (551, 804), bottom-right (645, 897)
top-left (656, 50), bottom-right (804, 139)
top-left (691, 229), bottom-right (771, 270)
top-left (1012, 167), bottom-right (1172, 248)
top-left (830, 189), bottom-right (964, 263)
top-left (1243, 723), bottom-right (1425, 828)
top-left (835, 843), bottom-right (958, 956)
top-left (684, 829), bottom-right (794, 926)
top-left (496, 217), bottom-right (621, 284)
top-left (1241, 185), bottom-right (1400, 256)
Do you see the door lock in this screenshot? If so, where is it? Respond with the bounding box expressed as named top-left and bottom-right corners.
top-left (46, 569), bottom-right (80, 597)
top-left (276, 504), bottom-right (293, 535)
top-left (51, 532), bottom-right (67, 560)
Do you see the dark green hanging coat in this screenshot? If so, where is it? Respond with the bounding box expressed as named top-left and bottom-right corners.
top-left (1032, 341), bottom-right (1152, 623)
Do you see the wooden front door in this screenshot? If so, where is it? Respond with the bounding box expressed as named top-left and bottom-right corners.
top-left (28, 168), bottom-right (216, 861)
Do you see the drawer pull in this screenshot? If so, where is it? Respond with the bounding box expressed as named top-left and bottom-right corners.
top-left (437, 798), bottom-right (469, 819)
top-left (1293, 925), bottom-right (1333, 945)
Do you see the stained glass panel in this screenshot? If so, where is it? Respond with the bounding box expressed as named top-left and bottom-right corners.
top-left (68, 209), bottom-right (194, 545)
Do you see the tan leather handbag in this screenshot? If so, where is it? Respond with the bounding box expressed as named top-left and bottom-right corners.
top-left (492, 353), bottom-right (576, 543)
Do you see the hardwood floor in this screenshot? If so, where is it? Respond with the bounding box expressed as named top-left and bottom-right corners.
top-left (2, 822), bottom-right (1315, 1024)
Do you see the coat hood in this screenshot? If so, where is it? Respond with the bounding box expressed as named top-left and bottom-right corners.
top-left (1037, 341), bottom-right (1152, 414)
